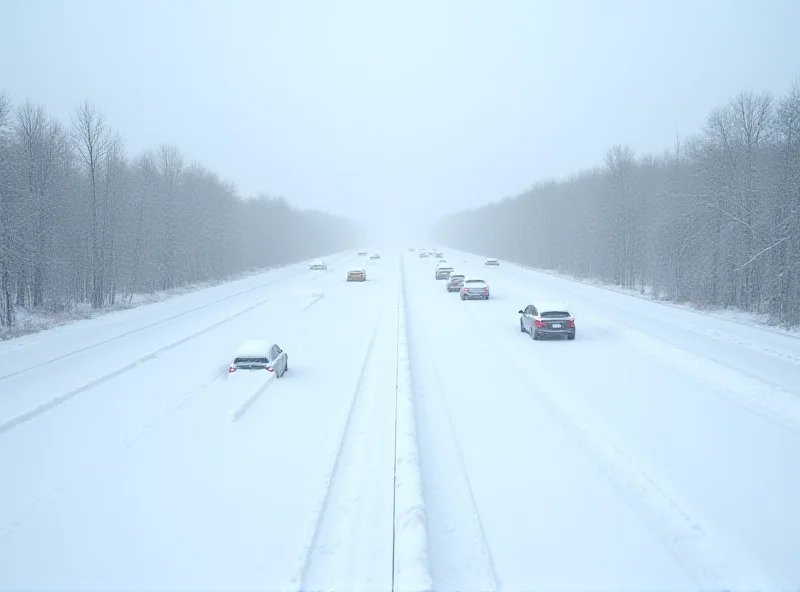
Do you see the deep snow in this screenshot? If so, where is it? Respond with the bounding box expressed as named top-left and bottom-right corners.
top-left (1, 247), bottom-right (799, 591)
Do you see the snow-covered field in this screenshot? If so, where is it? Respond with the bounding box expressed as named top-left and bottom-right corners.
top-left (1, 248), bottom-right (799, 591)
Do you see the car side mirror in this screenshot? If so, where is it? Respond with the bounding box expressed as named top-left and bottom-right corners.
top-left (518, 310), bottom-right (524, 314)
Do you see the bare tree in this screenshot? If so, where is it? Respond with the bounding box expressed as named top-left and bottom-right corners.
top-left (71, 101), bottom-right (111, 308)
top-left (0, 92), bottom-right (14, 326)
top-left (13, 102), bottom-right (72, 307)
top-left (156, 144), bottom-right (183, 289)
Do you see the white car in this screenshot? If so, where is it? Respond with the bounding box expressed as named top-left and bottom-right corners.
top-left (370, 252), bottom-right (381, 260)
top-left (460, 277), bottom-right (490, 300)
top-left (347, 267), bottom-right (366, 281)
top-left (446, 273), bottom-right (465, 291)
top-left (484, 258), bottom-right (499, 266)
top-left (435, 261), bottom-right (453, 279)
top-left (358, 250), bottom-right (367, 256)
top-left (519, 301), bottom-right (576, 340)
top-left (309, 259), bottom-right (327, 270)
top-left (228, 340), bottom-right (288, 377)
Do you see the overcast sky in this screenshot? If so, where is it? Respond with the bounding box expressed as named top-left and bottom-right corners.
top-left (2, 0), bottom-right (799, 241)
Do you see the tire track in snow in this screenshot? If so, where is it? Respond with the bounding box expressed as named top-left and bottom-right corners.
top-left (474, 315), bottom-right (769, 591)
top-left (0, 256), bottom-right (357, 436)
top-left (0, 291), bottom-right (298, 437)
top-left (401, 257), bottom-right (496, 592)
top-left (0, 372), bottom-right (224, 541)
top-left (0, 258), bottom-right (346, 381)
top-left (290, 309), bottom-right (397, 592)
top-left (620, 327), bottom-right (800, 437)
top-left (509, 260), bottom-right (800, 357)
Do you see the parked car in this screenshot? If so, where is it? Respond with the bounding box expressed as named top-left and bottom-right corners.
top-left (460, 277), bottom-right (490, 300)
top-left (228, 340), bottom-right (288, 377)
top-left (347, 267), bottom-right (366, 281)
top-left (446, 273), bottom-right (465, 291)
top-left (518, 301), bottom-right (576, 340)
top-left (485, 258), bottom-right (499, 266)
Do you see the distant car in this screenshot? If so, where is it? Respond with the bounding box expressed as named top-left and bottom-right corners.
top-left (433, 251), bottom-right (443, 258)
top-left (519, 301), bottom-right (575, 340)
top-left (435, 262), bottom-right (453, 279)
top-left (485, 258), bottom-right (499, 266)
top-left (446, 273), bottom-right (465, 291)
top-left (347, 267), bottom-right (366, 281)
top-left (309, 259), bottom-right (327, 270)
top-left (370, 252), bottom-right (380, 260)
top-left (408, 247), bottom-right (415, 251)
top-left (358, 249), bottom-right (367, 256)
top-left (228, 340), bottom-right (288, 378)
top-left (460, 277), bottom-right (490, 300)
top-left (419, 251), bottom-right (428, 258)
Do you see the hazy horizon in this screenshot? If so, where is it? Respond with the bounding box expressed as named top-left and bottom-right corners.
top-left (3, 0), bottom-right (799, 242)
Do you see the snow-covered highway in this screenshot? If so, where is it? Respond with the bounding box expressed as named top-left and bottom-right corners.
top-left (1, 248), bottom-right (799, 591)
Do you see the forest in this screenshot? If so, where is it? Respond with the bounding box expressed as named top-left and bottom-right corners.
top-left (435, 78), bottom-right (800, 327)
top-left (0, 94), bottom-right (361, 336)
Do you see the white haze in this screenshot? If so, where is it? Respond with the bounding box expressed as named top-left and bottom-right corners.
top-left (3, 0), bottom-right (799, 243)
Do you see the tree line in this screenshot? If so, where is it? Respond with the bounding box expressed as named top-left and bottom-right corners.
top-left (435, 78), bottom-right (800, 327)
top-left (0, 94), bottom-right (361, 330)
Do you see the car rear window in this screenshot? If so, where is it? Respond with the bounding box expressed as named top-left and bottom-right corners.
top-left (540, 311), bottom-right (570, 318)
top-left (233, 356), bottom-right (270, 368)
top-left (465, 280), bottom-right (486, 286)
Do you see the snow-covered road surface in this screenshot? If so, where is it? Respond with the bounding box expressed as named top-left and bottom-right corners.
top-left (1, 248), bottom-right (799, 591)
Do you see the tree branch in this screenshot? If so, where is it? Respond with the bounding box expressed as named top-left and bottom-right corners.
top-left (734, 236), bottom-right (790, 271)
top-left (694, 200), bottom-right (752, 231)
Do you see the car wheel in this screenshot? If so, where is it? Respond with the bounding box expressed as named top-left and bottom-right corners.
top-left (460, 294), bottom-right (465, 300)
top-left (567, 334), bottom-right (575, 340)
top-left (520, 320), bottom-right (525, 332)
top-left (532, 330), bottom-right (538, 340)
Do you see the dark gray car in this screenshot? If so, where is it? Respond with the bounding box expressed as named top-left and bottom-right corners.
top-left (519, 301), bottom-right (576, 340)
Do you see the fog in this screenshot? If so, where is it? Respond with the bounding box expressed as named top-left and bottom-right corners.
top-left (1, 0), bottom-right (799, 332)
top-left (4, 0), bottom-right (797, 241)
